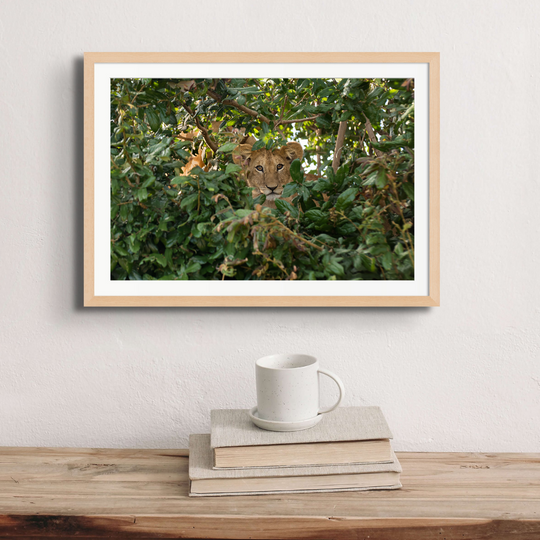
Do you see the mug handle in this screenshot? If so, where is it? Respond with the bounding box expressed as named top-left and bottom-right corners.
top-left (317, 369), bottom-right (345, 414)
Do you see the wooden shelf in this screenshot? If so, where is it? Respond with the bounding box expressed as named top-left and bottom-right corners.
top-left (0, 447), bottom-right (539, 539)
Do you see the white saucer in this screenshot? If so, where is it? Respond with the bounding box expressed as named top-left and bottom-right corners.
top-left (248, 407), bottom-right (323, 432)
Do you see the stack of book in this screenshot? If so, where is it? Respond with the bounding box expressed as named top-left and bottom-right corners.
top-left (189, 406), bottom-right (402, 497)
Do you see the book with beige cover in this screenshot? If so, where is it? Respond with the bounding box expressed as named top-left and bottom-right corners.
top-left (211, 406), bottom-right (393, 469)
top-left (189, 434), bottom-right (402, 497)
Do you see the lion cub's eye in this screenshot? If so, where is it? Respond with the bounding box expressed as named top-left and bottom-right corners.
top-left (255, 165), bottom-right (264, 172)
top-left (277, 164), bottom-right (284, 170)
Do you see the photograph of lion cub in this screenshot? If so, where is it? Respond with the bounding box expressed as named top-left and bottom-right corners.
top-left (110, 77), bottom-right (414, 281)
top-left (232, 141), bottom-right (304, 209)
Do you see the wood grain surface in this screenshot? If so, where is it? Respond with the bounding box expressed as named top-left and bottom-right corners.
top-left (0, 447), bottom-right (539, 539)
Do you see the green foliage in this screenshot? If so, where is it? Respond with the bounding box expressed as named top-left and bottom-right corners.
top-left (110, 77), bottom-right (414, 280)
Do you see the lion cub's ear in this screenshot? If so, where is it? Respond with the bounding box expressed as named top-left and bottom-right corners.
top-left (232, 144), bottom-right (253, 167)
top-left (280, 141), bottom-right (304, 162)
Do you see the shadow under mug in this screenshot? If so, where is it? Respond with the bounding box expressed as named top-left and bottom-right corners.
top-left (255, 354), bottom-right (345, 423)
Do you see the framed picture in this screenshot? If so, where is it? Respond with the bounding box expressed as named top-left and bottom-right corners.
top-left (84, 52), bottom-right (439, 307)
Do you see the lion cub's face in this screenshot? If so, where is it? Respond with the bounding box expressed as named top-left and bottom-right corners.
top-left (233, 142), bottom-right (303, 207)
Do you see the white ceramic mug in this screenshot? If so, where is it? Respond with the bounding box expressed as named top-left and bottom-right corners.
top-left (255, 354), bottom-right (345, 423)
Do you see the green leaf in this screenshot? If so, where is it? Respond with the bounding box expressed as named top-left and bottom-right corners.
top-left (141, 176), bottom-right (155, 188)
top-left (155, 254), bottom-right (167, 267)
top-left (235, 209), bottom-right (253, 218)
top-left (395, 103), bottom-right (414, 129)
top-left (366, 233), bottom-right (386, 245)
top-left (317, 87), bottom-right (334, 98)
top-left (289, 159), bottom-right (303, 183)
top-left (325, 166), bottom-right (335, 183)
top-left (376, 169), bottom-right (388, 189)
top-left (381, 252), bottom-right (393, 271)
top-left (336, 221), bottom-right (357, 236)
top-left (315, 234), bottom-right (337, 244)
top-left (119, 205), bottom-right (129, 221)
top-left (370, 245), bottom-right (389, 256)
top-left (334, 164), bottom-right (347, 188)
top-left (275, 199), bottom-right (299, 218)
top-left (180, 193), bottom-right (199, 210)
top-left (229, 86), bottom-right (262, 94)
top-left (114, 245), bottom-right (128, 257)
top-left (335, 187), bottom-right (358, 212)
top-left (128, 237), bottom-right (141, 253)
top-left (225, 163), bottom-right (242, 175)
top-left (349, 207), bottom-right (363, 221)
top-left (312, 177), bottom-right (331, 193)
top-left (226, 227), bottom-right (237, 243)
top-left (304, 209), bottom-right (328, 223)
top-left (360, 254), bottom-right (376, 273)
top-left (146, 109), bottom-right (161, 132)
top-left (217, 142), bottom-right (238, 153)
top-left (402, 182), bottom-right (414, 201)
top-left (253, 193), bottom-right (266, 206)
top-left (315, 116), bottom-right (331, 128)
top-left (325, 258), bottom-right (344, 277)
top-left (299, 186), bottom-right (311, 202)
top-left (282, 182), bottom-right (298, 198)
top-left (137, 187), bottom-right (148, 201)
top-left (251, 139), bottom-right (266, 151)
top-left (224, 242), bottom-right (236, 257)
top-left (185, 261), bottom-right (201, 274)
top-left (363, 171), bottom-right (379, 186)
top-left (171, 176), bottom-right (193, 186)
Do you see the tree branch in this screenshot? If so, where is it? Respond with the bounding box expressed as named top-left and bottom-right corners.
top-left (332, 121), bottom-right (347, 173)
top-left (208, 89), bottom-right (321, 128)
top-left (181, 103), bottom-right (219, 154)
top-left (278, 114), bottom-right (321, 126)
top-left (364, 115), bottom-right (383, 158)
top-left (277, 95), bottom-right (288, 126)
top-left (207, 89), bottom-right (272, 124)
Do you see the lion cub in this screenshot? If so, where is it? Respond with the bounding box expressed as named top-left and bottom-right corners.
top-left (233, 142), bottom-right (303, 209)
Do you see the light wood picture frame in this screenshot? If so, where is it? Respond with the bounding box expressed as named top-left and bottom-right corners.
top-left (84, 52), bottom-right (439, 307)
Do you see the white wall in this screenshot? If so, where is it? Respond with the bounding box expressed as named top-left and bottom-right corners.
top-left (0, 0), bottom-right (539, 452)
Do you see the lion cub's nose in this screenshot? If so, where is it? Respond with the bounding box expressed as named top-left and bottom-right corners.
top-left (267, 185), bottom-right (278, 192)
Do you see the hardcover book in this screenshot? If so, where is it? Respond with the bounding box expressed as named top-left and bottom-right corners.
top-left (189, 434), bottom-right (402, 497)
top-left (211, 406), bottom-right (393, 469)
